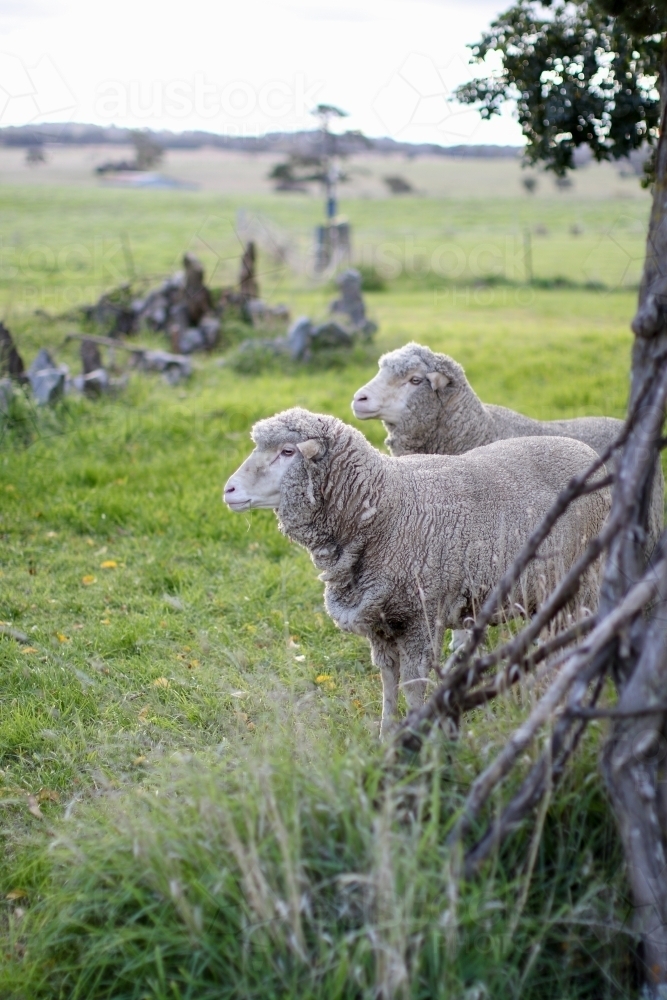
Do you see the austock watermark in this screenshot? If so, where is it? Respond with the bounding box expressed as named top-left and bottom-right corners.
top-left (372, 53), bottom-right (482, 142)
top-left (358, 236), bottom-right (530, 281)
top-left (1, 238), bottom-right (128, 280)
top-left (0, 236), bottom-right (134, 313)
top-left (0, 53), bottom-right (76, 125)
top-left (94, 74), bottom-right (323, 126)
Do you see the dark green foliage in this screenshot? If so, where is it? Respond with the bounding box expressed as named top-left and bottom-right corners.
top-left (357, 265), bottom-right (387, 292)
top-left (456, 1), bottom-right (664, 176)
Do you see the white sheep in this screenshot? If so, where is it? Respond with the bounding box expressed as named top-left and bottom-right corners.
top-left (352, 342), bottom-right (664, 554)
top-left (224, 408), bottom-right (610, 736)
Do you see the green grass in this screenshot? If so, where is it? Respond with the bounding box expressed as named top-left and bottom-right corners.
top-left (0, 183), bottom-right (649, 998)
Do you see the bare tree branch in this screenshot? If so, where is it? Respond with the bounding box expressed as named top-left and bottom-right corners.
top-left (446, 557), bottom-right (666, 850)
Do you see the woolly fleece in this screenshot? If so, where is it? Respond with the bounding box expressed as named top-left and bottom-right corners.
top-left (246, 407), bottom-right (611, 734)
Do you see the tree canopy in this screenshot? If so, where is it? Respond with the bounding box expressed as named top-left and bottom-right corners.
top-left (456, 0), bottom-right (665, 176)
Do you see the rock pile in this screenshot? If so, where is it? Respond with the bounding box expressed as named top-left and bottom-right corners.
top-left (235, 267), bottom-right (376, 363)
top-left (0, 323), bottom-right (192, 414)
top-left (85, 253), bottom-right (221, 355)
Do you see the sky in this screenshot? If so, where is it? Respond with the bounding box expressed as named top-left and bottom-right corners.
top-left (0, 0), bottom-right (523, 146)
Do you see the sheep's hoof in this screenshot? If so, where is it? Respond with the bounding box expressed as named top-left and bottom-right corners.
top-left (449, 628), bottom-right (471, 653)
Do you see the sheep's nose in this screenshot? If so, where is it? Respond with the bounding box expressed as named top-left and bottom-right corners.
top-left (224, 483), bottom-right (236, 495)
top-left (354, 390), bottom-right (368, 402)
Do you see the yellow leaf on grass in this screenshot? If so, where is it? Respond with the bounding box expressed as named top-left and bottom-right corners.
top-left (100, 560), bottom-right (117, 569)
top-left (138, 706), bottom-right (150, 720)
top-left (6, 889), bottom-right (27, 901)
top-left (152, 677), bottom-right (170, 689)
top-left (100, 619), bottom-right (111, 625)
top-left (5, 485), bottom-right (15, 492)
top-left (133, 755), bottom-right (147, 766)
top-left (187, 659), bottom-right (200, 669)
top-left (21, 647), bottom-right (38, 654)
top-left (315, 674), bottom-right (332, 684)
top-left (82, 575), bottom-right (96, 585)
top-left (56, 632), bottom-right (69, 643)
top-left (37, 788), bottom-right (59, 803)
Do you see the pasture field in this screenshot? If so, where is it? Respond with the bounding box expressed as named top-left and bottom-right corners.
top-left (0, 179), bottom-right (651, 998)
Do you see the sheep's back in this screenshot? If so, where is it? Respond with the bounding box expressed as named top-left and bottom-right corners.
top-left (485, 404), bottom-right (622, 456)
top-left (380, 436), bottom-right (609, 622)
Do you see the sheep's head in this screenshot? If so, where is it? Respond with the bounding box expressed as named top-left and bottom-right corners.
top-left (352, 343), bottom-right (463, 450)
top-left (223, 408), bottom-right (329, 513)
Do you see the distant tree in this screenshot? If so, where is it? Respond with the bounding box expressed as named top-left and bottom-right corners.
top-left (266, 105), bottom-right (366, 215)
top-left (25, 144), bottom-right (46, 166)
top-left (268, 154), bottom-right (332, 191)
top-left (130, 130), bottom-right (163, 171)
top-left (383, 175), bottom-right (414, 194)
top-left (456, 1), bottom-right (663, 180)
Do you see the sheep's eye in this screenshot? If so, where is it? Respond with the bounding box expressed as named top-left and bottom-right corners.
top-left (409, 376), bottom-right (423, 385)
top-left (281, 447), bottom-right (295, 457)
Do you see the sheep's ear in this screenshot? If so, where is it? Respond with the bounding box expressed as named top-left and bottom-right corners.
top-left (297, 439), bottom-right (323, 460)
top-left (426, 371), bottom-right (450, 391)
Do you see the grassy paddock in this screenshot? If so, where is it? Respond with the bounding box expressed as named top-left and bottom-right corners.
top-left (0, 183), bottom-right (649, 998)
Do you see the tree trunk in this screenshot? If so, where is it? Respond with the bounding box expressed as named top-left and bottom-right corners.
top-left (601, 40), bottom-right (667, 995)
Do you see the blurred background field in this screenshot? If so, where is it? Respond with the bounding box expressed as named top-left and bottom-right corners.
top-left (0, 151), bottom-right (650, 325)
top-left (0, 143), bottom-right (650, 200)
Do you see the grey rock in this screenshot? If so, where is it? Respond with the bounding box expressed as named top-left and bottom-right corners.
top-left (245, 298), bottom-right (290, 327)
top-left (311, 320), bottom-right (353, 349)
top-left (329, 268), bottom-right (366, 328)
top-left (182, 252), bottom-right (212, 326)
top-left (72, 368), bottom-right (110, 397)
top-left (199, 315), bottom-right (220, 348)
top-left (239, 241), bottom-right (259, 299)
top-left (133, 350), bottom-right (192, 384)
top-left (286, 316), bottom-right (314, 360)
top-left (0, 322), bottom-right (25, 380)
top-left (31, 368), bottom-right (65, 405)
top-left (80, 338), bottom-right (103, 375)
top-left (177, 327), bottom-right (206, 354)
top-left (0, 377), bottom-right (13, 414)
top-left (162, 363), bottom-right (188, 386)
top-left (28, 348), bottom-right (58, 376)
top-left (28, 349), bottom-right (68, 405)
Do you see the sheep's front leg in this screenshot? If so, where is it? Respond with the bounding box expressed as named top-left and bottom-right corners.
top-left (399, 623), bottom-right (445, 712)
top-left (369, 636), bottom-right (400, 739)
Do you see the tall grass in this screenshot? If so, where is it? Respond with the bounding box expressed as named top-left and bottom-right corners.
top-left (3, 695), bottom-right (632, 1000)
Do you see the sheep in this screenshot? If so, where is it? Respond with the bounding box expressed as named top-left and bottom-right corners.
top-left (351, 342), bottom-right (664, 554)
top-left (223, 407), bottom-right (611, 736)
